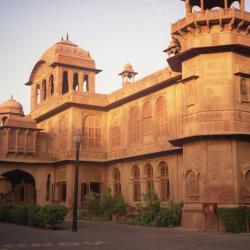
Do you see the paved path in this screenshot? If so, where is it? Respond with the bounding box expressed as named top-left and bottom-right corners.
top-left (0, 221), bottom-right (250, 250)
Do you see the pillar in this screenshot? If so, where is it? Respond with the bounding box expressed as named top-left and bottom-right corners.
top-left (200, 0), bottom-right (204, 11)
top-left (224, 0), bottom-right (228, 8)
top-left (241, 0), bottom-right (245, 12)
top-left (185, 0), bottom-right (192, 14)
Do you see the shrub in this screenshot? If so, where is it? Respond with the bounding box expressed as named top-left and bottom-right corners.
top-left (217, 207), bottom-right (246, 233)
top-left (78, 209), bottom-right (89, 220)
top-left (10, 205), bottom-right (27, 225)
top-left (40, 204), bottom-right (68, 229)
top-left (25, 203), bottom-right (41, 227)
top-left (143, 190), bottom-right (160, 215)
top-left (0, 203), bottom-right (17, 222)
top-left (154, 209), bottom-right (169, 227)
top-left (112, 196), bottom-right (127, 216)
top-left (139, 210), bottom-right (156, 225)
top-left (85, 192), bottom-right (101, 216)
top-left (245, 208), bottom-right (250, 219)
top-left (101, 188), bottom-right (114, 219)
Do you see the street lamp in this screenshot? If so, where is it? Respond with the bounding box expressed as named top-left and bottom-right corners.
top-left (72, 130), bottom-right (82, 232)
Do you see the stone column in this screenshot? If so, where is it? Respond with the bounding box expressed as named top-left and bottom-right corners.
top-left (224, 0), bottom-right (228, 9)
top-left (185, 0), bottom-right (191, 14)
top-left (200, 0), bottom-right (204, 11)
top-left (241, 0), bottom-right (245, 12)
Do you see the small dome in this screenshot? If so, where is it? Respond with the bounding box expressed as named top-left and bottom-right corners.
top-left (124, 63), bottom-right (134, 72)
top-left (0, 96), bottom-right (24, 116)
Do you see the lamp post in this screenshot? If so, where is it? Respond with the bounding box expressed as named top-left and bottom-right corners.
top-left (72, 130), bottom-right (82, 232)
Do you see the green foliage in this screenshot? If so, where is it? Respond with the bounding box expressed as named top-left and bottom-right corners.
top-left (0, 203), bottom-right (16, 222)
top-left (40, 204), bottom-right (68, 229)
top-left (10, 205), bottom-right (27, 225)
top-left (78, 209), bottom-right (90, 220)
top-left (85, 192), bottom-right (101, 216)
top-left (154, 209), bottom-right (169, 227)
top-left (25, 203), bottom-right (41, 227)
top-left (112, 196), bottom-right (127, 216)
top-left (139, 210), bottom-right (156, 225)
top-left (217, 208), bottom-right (246, 233)
top-left (143, 190), bottom-right (160, 215)
top-left (101, 188), bottom-right (114, 219)
top-left (245, 208), bottom-right (250, 219)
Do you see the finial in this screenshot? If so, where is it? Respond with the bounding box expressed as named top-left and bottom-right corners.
top-left (66, 33), bottom-right (69, 40)
top-left (61, 36), bottom-right (63, 41)
top-left (10, 95), bottom-right (13, 100)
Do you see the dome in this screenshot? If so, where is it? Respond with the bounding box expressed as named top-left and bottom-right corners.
top-left (0, 96), bottom-right (24, 116)
top-left (124, 63), bottom-right (134, 72)
top-left (39, 38), bottom-right (96, 69)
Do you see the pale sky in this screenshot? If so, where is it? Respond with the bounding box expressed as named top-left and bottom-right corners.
top-left (0, 0), bottom-right (249, 114)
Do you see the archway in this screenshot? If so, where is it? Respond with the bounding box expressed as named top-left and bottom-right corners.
top-left (2, 170), bottom-right (36, 204)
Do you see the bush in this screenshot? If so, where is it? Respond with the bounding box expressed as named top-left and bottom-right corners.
top-left (154, 209), bottom-right (169, 227)
top-left (10, 205), bottom-right (27, 225)
top-left (143, 190), bottom-right (160, 215)
top-left (245, 208), bottom-right (250, 219)
top-left (0, 203), bottom-right (17, 222)
top-left (85, 192), bottom-right (101, 216)
top-left (78, 209), bottom-right (90, 220)
top-left (40, 204), bottom-right (68, 229)
top-left (112, 196), bottom-right (127, 216)
top-left (217, 207), bottom-right (246, 233)
top-left (101, 188), bottom-right (114, 219)
top-left (25, 203), bottom-right (41, 227)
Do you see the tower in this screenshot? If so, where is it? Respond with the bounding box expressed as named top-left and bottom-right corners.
top-left (119, 63), bottom-right (138, 87)
top-left (166, 0), bottom-right (250, 231)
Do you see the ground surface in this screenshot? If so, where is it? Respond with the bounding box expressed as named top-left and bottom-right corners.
top-left (0, 221), bottom-right (250, 250)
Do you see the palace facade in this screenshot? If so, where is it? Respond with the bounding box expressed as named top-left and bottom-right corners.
top-left (0, 0), bottom-right (250, 231)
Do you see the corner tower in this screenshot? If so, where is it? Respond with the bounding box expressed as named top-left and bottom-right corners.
top-left (166, 1), bottom-right (250, 231)
top-left (26, 37), bottom-right (102, 114)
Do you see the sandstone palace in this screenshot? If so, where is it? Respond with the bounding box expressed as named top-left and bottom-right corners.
top-left (0, 0), bottom-right (250, 231)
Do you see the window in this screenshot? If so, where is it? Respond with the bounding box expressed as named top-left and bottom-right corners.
top-left (35, 84), bottom-right (41, 104)
top-left (159, 162), bottom-right (170, 201)
top-left (83, 115), bottom-right (102, 150)
top-left (186, 170), bottom-right (199, 201)
top-left (46, 174), bottom-right (51, 201)
top-left (132, 165), bottom-right (140, 202)
top-left (73, 73), bottom-right (79, 91)
top-left (8, 129), bottom-right (16, 151)
top-left (18, 130), bottom-right (25, 152)
top-left (83, 75), bottom-right (89, 92)
top-left (42, 80), bottom-right (47, 100)
top-left (240, 78), bottom-right (250, 102)
top-left (142, 101), bottom-right (153, 137)
top-left (62, 71), bottom-right (69, 94)
top-left (245, 170), bottom-right (250, 190)
top-left (145, 164), bottom-right (154, 192)
top-left (113, 168), bottom-right (121, 196)
top-left (1, 116), bottom-right (7, 127)
top-left (49, 75), bottom-right (54, 96)
top-left (128, 106), bottom-right (139, 144)
top-left (81, 183), bottom-right (89, 206)
top-left (155, 96), bottom-right (168, 139)
top-left (111, 114), bottom-right (120, 147)
top-left (58, 182), bottom-right (67, 202)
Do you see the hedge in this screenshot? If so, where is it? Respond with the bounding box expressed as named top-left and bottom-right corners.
top-left (0, 203), bottom-right (68, 229)
top-left (217, 207), bottom-right (249, 233)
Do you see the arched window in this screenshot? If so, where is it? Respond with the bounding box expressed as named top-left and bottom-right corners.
top-left (46, 174), bottom-right (51, 201)
top-left (42, 80), bottom-right (47, 100)
top-left (132, 165), bottom-right (140, 202)
top-left (186, 170), bottom-right (199, 201)
top-left (245, 170), bottom-right (250, 190)
top-left (83, 115), bottom-right (102, 150)
top-left (155, 96), bottom-right (168, 139)
top-left (73, 73), bottom-right (79, 91)
top-left (62, 71), bottom-right (69, 95)
top-left (113, 168), bottom-right (121, 196)
top-left (145, 164), bottom-right (154, 192)
top-left (49, 75), bottom-right (54, 96)
top-left (35, 84), bottom-right (41, 104)
top-left (83, 75), bottom-right (89, 92)
top-left (111, 114), bottom-right (120, 147)
top-left (128, 106), bottom-right (139, 144)
top-left (159, 162), bottom-right (170, 201)
top-left (142, 101), bottom-right (153, 137)
top-left (1, 116), bottom-right (7, 127)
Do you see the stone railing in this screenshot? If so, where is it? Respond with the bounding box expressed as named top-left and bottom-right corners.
top-left (172, 8), bottom-right (250, 33)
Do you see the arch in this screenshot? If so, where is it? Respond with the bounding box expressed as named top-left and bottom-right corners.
top-left (2, 169), bottom-right (36, 204)
top-left (83, 114), bottom-right (102, 150)
top-left (113, 168), bottom-right (121, 196)
top-left (156, 96), bottom-right (168, 138)
top-left (83, 75), bottom-right (89, 92)
top-left (35, 84), bottom-right (41, 104)
top-left (73, 73), bottom-right (79, 91)
top-left (145, 163), bottom-right (154, 192)
top-left (142, 101), bottom-right (153, 137)
top-left (49, 75), bottom-right (54, 96)
top-left (1, 116), bottom-right (8, 127)
top-left (186, 170), bottom-right (199, 201)
top-left (42, 79), bottom-right (47, 100)
top-left (62, 71), bottom-right (69, 95)
top-left (111, 114), bottom-right (120, 147)
top-left (245, 170), bottom-right (250, 190)
top-left (128, 106), bottom-right (139, 144)
top-left (132, 165), bottom-right (140, 202)
top-left (159, 161), bottom-right (170, 201)
top-left (192, 5), bottom-right (201, 12)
